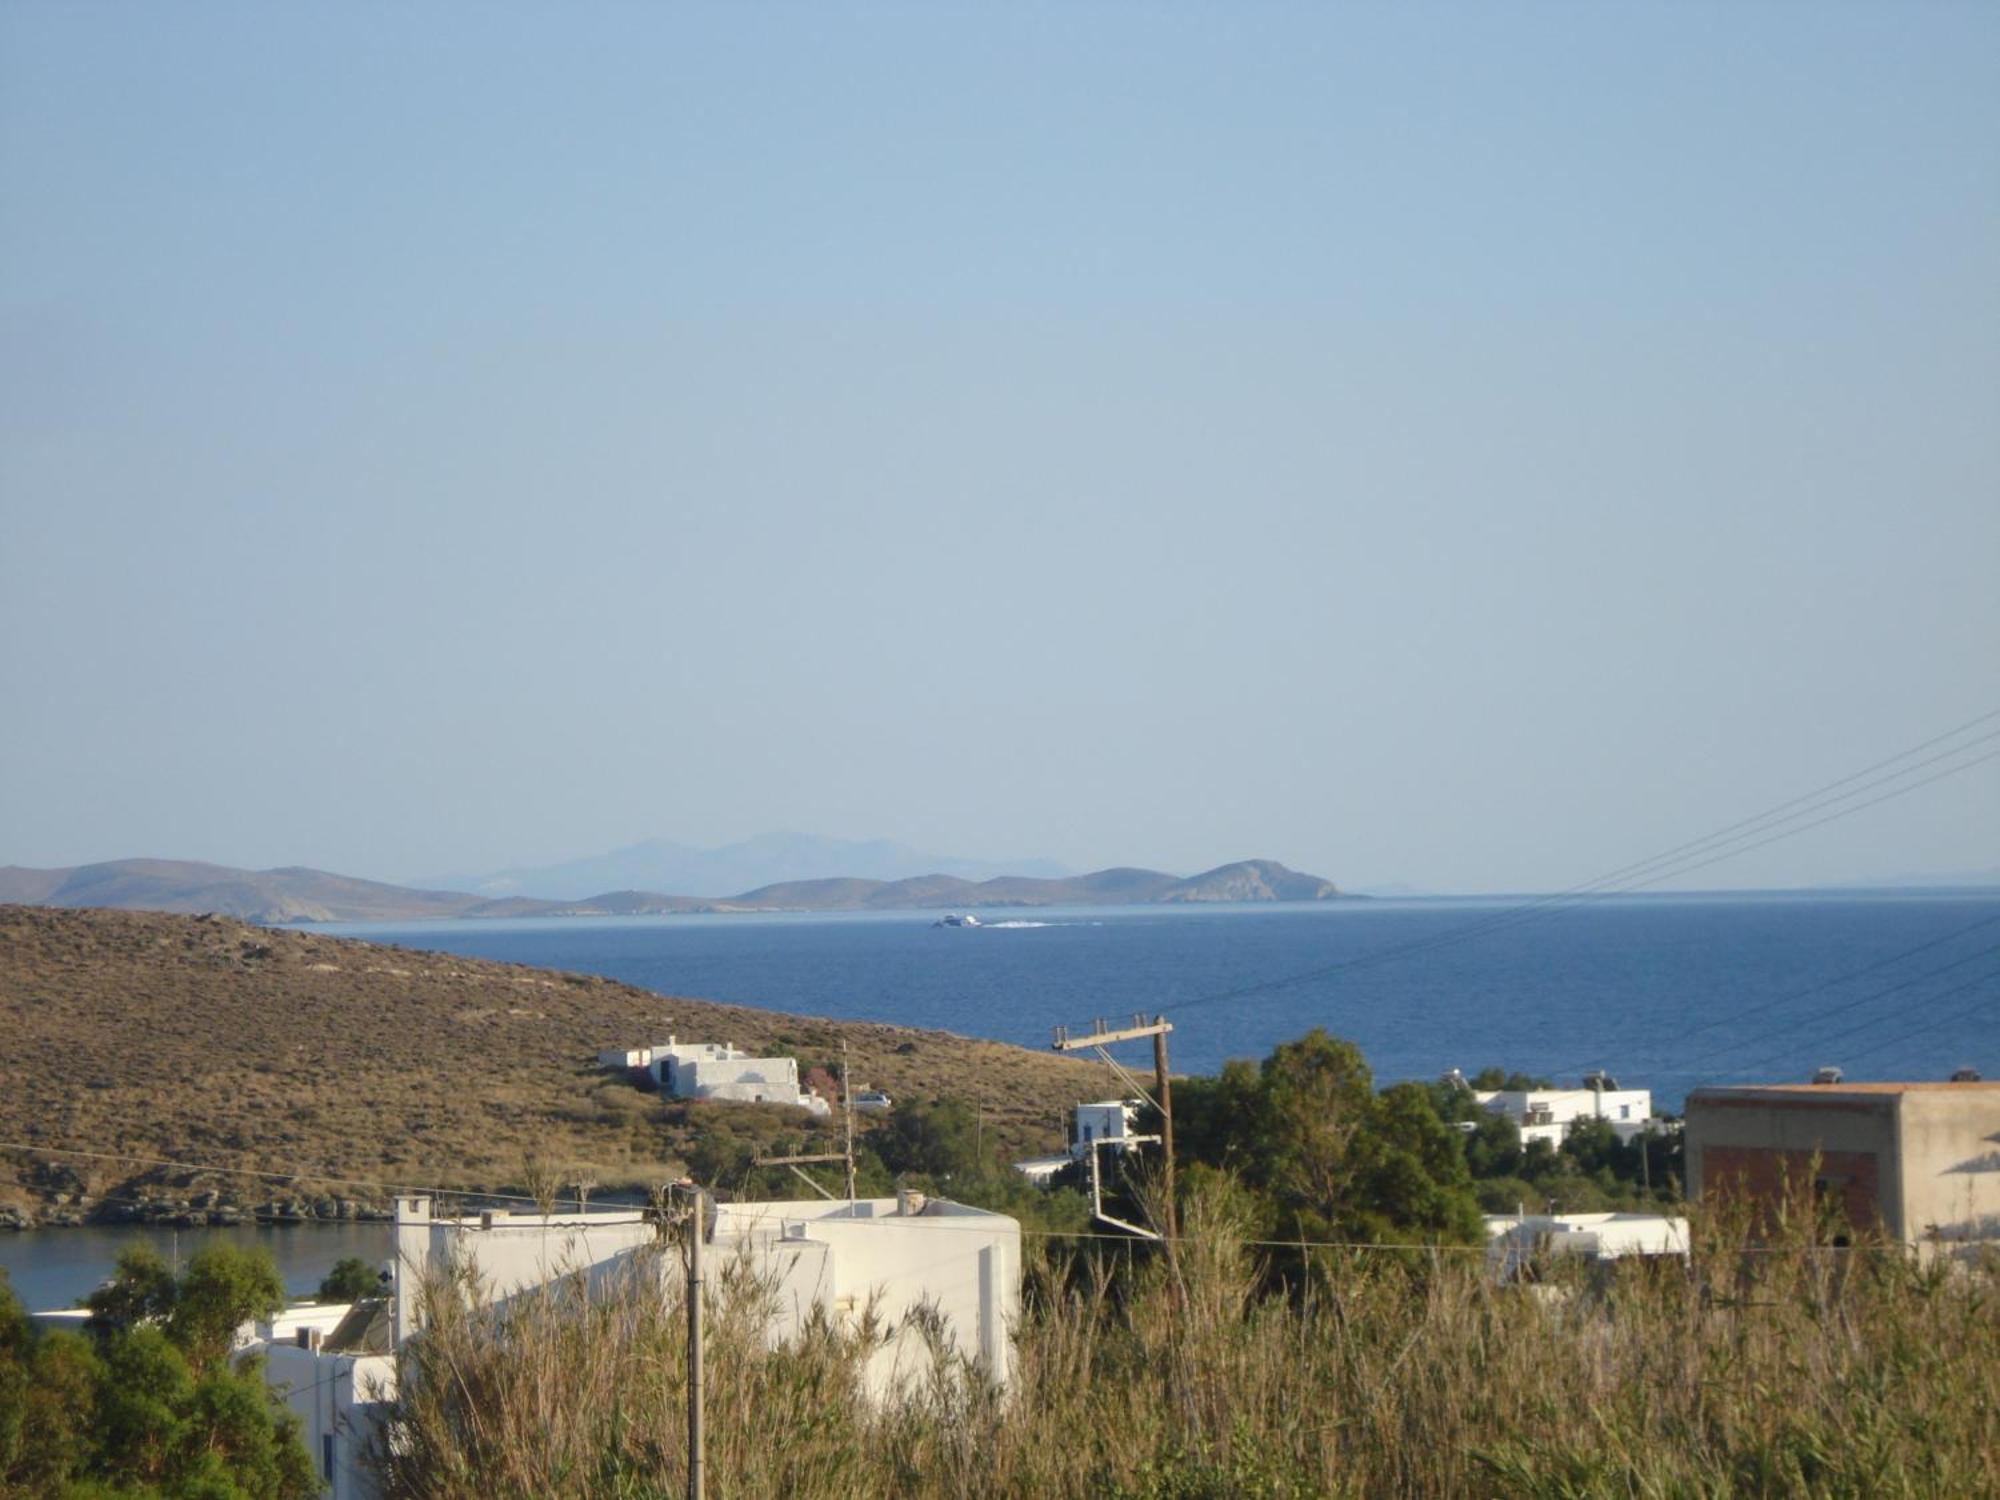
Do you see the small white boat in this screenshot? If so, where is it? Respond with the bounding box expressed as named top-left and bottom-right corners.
top-left (933, 912), bottom-right (983, 928)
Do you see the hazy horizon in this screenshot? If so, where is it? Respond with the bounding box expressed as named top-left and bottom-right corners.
top-left (3, 5), bottom-right (1995, 895)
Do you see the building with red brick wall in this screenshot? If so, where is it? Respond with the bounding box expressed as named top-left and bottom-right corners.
top-left (1685, 1081), bottom-right (2000, 1260)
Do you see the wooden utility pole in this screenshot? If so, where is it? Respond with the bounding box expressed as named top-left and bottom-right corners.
top-left (1152, 1026), bottom-right (1178, 1244)
top-left (840, 1042), bottom-right (857, 1201)
top-left (1053, 1013), bottom-right (1180, 1261)
top-left (686, 1187), bottom-right (705, 1500)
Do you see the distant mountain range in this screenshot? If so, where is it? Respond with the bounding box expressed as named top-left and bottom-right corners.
top-left (419, 832), bottom-right (1071, 901)
top-left (0, 856), bottom-right (1350, 924)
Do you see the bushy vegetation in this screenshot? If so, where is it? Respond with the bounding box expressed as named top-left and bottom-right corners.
top-left (0, 1246), bottom-right (315, 1497)
top-left (1173, 1029), bottom-right (1487, 1250)
top-left (317, 1255), bottom-right (385, 1303)
top-left (370, 1173), bottom-right (2000, 1498)
top-left (687, 1028), bottom-right (1681, 1261)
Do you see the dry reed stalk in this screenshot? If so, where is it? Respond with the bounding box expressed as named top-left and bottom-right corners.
top-left (371, 1173), bottom-right (2000, 1499)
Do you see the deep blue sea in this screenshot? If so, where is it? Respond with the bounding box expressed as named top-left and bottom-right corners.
top-left (321, 890), bottom-right (2000, 1112)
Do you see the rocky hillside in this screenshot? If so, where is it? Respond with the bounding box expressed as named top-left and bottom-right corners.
top-left (1158, 860), bottom-right (1344, 902)
top-left (0, 905), bottom-right (1102, 1227)
top-left (0, 859), bottom-right (506, 924)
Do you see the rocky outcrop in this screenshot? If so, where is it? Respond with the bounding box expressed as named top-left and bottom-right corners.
top-left (1158, 860), bottom-right (1343, 903)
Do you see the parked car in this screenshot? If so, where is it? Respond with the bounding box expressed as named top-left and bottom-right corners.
top-left (852, 1089), bottom-right (892, 1114)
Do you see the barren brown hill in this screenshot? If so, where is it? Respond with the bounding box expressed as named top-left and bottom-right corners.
top-left (0, 905), bottom-right (1102, 1226)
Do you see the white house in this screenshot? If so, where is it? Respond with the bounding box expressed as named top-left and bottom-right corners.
top-left (1014, 1099), bottom-right (1145, 1184)
top-left (1074, 1100), bottom-right (1142, 1152)
top-left (1473, 1074), bottom-right (1662, 1147)
top-left (255, 1302), bottom-right (395, 1500)
top-left (389, 1198), bottom-right (658, 1344)
top-left (710, 1189), bottom-right (1021, 1399)
top-left (627, 1036), bottom-right (832, 1115)
top-left (596, 1045), bottom-right (655, 1071)
top-left (389, 1192), bottom-right (1019, 1398)
top-left (1483, 1211), bottom-right (1690, 1281)
top-left (262, 1191), bottom-right (1021, 1496)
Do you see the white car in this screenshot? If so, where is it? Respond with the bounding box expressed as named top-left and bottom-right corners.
top-left (851, 1089), bottom-right (892, 1114)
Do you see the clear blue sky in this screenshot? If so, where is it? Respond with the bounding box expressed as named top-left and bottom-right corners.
top-left (2, 3), bottom-right (1995, 892)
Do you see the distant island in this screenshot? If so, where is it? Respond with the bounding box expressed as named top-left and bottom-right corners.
top-left (0, 856), bottom-right (1352, 925)
top-left (421, 830), bottom-right (1074, 902)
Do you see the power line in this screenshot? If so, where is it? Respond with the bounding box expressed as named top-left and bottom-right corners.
top-left (1836, 989), bottom-right (2000, 1069)
top-left (1529, 907), bottom-right (2000, 1084)
top-left (1163, 716), bottom-right (2000, 1018)
top-left (1185, 741), bottom-right (2000, 1015)
top-left (1540, 718), bottom-right (2000, 899)
top-left (1710, 967), bottom-right (2000, 1083)
top-left (1574, 937), bottom-right (2000, 1084)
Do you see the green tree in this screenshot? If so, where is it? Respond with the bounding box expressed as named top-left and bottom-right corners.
top-left (1463, 1111), bottom-right (1523, 1179)
top-left (874, 1096), bottom-right (985, 1181)
top-left (169, 1245), bottom-right (286, 1373)
top-left (85, 1243), bottom-right (179, 1338)
top-left (1470, 1067), bottom-right (1553, 1091)
top-left (317, 1255), bottom-right (383, 1303)
top-left (1347, 1083), bottom-right (1483, 1243)
top-left (1177, 1030), bottom-right (1484, 1248)
top-left (3, 1256), bottom-right (314, 1498)
top-left (1250, 1029), bottom-right (1378, 1222)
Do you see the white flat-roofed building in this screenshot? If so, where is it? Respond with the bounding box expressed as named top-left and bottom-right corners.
top-left (596, 1045), bottom-right (655, 1070)
top-left (390, 1198), bottom-right (658, 1344)
top-left (710, 1189), bottom-right (1022, 1400)
top-left (253, 1301), bottom-right (396, 1500)
top-left (648, 1037), bottom-right (743, 1091)
top-left (1483, 1212), bottom-right (1690, 1280)
top-left (1475, 1076), bottom-right (1661, 1147)
top-left (1074, 1099), bottom-right (1141, 1151)
top-left (259, 1192), bottom-right (1023, 1492)
top-left (1015, 1099), bottom-right (1146, 1183)
top-left (644, 1036), bottom-right (830, 1114)
top-left (391, 1192), bottom-right (1018, 1397)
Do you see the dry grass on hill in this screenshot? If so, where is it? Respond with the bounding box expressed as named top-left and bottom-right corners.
top-left (0, 905), bottom-right (1102, 1223)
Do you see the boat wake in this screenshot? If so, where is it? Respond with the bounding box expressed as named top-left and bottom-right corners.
top-left (983, 919), bottom-right (1105, 929)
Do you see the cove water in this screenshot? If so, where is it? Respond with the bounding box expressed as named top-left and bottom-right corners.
top-left (0, 1222), bottom-right (392, 1320)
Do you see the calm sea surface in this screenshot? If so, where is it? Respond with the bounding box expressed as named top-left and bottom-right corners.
top-left (8, 890), bottom-right (1995, 1308)
top-left (324, 890), bottom-right (1999, 1106)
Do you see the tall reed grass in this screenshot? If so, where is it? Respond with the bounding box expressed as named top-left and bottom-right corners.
top-left (375, 1179), bottom-right (1999, 1499)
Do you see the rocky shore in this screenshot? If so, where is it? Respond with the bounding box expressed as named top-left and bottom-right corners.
top-left (1, 1159), bottom-right (394, 1230)
top-left (0, 1197), bottom-right (396, 1231)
